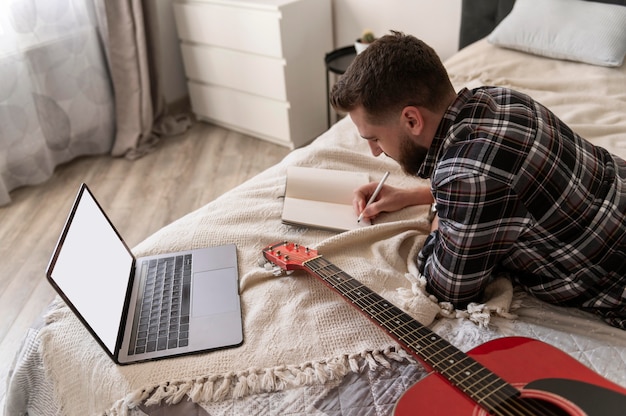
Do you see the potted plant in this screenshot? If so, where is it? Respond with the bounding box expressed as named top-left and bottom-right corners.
top-left (354, 30), bottom-right (376, 54)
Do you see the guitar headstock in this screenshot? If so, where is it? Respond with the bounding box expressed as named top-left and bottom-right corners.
top-left (263, 242), bottom-right (319, 272)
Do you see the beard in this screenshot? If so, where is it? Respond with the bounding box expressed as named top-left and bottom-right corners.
top-left (396, 133), bottom-right (429, 176)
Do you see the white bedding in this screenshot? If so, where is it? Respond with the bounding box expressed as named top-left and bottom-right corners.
top-left (6, 39), bottom-right (626, 416)
top-left (446, 39), bottom-right (626, 160)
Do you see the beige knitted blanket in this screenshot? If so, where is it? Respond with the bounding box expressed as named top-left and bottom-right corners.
top-left (40, 115), bottom-right (514, 416)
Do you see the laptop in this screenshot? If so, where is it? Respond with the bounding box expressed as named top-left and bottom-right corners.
top-left (46, 183), bottom-right (244, 365)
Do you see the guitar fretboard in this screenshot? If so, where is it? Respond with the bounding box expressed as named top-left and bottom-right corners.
top-left (304, 255), bottom-right (520, 413)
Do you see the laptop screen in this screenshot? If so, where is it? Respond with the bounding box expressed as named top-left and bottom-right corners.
top-left (47, 185), bottom-right (134, 354)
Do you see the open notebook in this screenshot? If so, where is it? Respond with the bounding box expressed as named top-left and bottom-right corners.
top-left (282, 166), bottom-right (371, 232)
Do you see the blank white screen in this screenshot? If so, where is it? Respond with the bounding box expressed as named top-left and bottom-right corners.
top-left (50, 188), bottom-right (134, 354)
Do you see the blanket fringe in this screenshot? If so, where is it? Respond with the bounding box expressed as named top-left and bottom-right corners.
top-left (106, 346), bottom-right (413, 415)
top-left (397, 272), bottom-right (519, 329)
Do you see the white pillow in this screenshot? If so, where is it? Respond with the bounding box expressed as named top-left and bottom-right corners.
top-left (487, 0), bottom-right (626, 67)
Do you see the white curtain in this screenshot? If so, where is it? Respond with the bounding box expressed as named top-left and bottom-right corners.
top-left (0, 0), bottom-right (191, 206)
top-left (0, 0), bottom-right (115, 205)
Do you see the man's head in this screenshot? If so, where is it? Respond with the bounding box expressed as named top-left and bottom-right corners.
top-left (330, 32), bottom-right (455, 175)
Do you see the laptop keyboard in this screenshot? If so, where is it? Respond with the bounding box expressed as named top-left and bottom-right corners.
top-left (128, 254), bottom-right (192, 355)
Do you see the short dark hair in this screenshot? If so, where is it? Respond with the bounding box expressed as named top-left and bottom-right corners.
top-left (330, 31), bottom-right (454, 124)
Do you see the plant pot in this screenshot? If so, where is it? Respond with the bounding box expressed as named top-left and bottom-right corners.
top-left (354, 39), bottom-right (371, 54)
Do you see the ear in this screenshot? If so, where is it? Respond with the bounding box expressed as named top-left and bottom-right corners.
top-left (401, 106), bottom-right (425, 135)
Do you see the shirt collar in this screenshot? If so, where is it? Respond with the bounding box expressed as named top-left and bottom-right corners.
top-left (417, 88), bottom-right (472, 179)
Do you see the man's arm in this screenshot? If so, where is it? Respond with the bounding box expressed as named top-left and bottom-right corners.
top-left (419, 174), bottom-right (532, 306)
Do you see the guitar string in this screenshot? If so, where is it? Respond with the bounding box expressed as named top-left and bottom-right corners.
top-left (302, 256), bottom-right (563, 416)
top-left (309, 259), bottom-right (521, 414)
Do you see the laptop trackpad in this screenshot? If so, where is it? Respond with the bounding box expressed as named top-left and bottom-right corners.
top-left (192, 268), bottom-right (238, 317)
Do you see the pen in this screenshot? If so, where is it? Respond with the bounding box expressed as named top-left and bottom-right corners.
top-left (357, 171), bottom-right (390, 223)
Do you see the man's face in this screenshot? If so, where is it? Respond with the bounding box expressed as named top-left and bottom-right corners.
top-left (350, 106), bottom-right (428, 176)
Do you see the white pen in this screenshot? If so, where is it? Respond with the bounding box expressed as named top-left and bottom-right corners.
top-left (357, 171), bottom-right (390, 223)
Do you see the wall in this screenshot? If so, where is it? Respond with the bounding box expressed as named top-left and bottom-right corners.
top-left (159, 0), bottom-right (463, 104)
top-left (333, 0), bottom-right (462, 61)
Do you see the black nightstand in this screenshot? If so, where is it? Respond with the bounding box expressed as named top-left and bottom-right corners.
top-left (324, 45), bottom-right (357, 127)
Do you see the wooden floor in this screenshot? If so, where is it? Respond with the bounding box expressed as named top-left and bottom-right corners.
top-left (0, 122), bottom-right (290, 409)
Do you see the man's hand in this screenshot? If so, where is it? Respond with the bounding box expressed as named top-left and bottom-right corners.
top-left (353, 183), bottom-right (433, 222)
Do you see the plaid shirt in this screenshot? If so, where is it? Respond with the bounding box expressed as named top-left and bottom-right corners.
top-left (417, 87), bottom-right (626, 329)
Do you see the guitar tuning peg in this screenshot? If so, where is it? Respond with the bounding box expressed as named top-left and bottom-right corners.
top-left (272, 266), bottom-right (284, 276)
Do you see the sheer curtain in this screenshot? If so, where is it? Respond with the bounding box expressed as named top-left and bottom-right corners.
top-left (0, 0), bottom-right (114, 205)
top-left (0, 0), bottom-right (190, 206)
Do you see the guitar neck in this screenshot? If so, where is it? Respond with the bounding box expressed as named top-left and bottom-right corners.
top-left (302, 255), bottom-right (520, 411)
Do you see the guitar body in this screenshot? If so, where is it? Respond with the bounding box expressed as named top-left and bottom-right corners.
top-left (395, 336), bottom-right (626, 415)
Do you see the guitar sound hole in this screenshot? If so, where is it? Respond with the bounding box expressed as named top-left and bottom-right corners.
top-left (482, 388), bottom-right (586, 416)
top-left (493, 398), bottom-right (572, 416)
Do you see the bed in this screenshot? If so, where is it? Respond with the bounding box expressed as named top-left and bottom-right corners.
top-left (6, 0), bottom-right (626, 415)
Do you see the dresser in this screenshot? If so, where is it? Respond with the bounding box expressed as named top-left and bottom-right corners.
top-left (173, 0), bottom-right (333, 149)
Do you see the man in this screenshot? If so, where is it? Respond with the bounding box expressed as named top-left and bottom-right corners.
top-left (330, 31), bottom-right (626, 329)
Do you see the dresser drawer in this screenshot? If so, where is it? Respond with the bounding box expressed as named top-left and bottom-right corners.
top-left (173, 2), bottom-right (282, 58)
top-left (180, 44), bottom-right (287, 101)
top-left (188, 82), bottom-right (291, 143)
top-left (174, 0), bottom-right (333, 148)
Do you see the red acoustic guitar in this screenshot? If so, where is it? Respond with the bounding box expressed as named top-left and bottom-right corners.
top-left (263, 241), bottom-right (626, 415)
